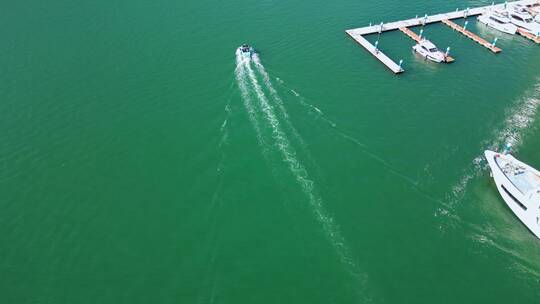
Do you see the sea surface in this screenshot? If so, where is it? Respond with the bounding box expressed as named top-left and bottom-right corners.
top-left (2, 0), bottom-right (540, 303)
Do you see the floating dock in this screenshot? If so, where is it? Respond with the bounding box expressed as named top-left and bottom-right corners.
top-left (441, 19), bottom-right (502, 53)
top-left (346, 0), bottom-right (539, 74)
top-left (398, 27), bottom-right (455, 62)
top-left (347, 34), bottom-right (404, 73)
top-left (517, 28), bottom-right (540, 44)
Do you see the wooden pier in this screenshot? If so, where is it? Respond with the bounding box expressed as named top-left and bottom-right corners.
top-left (441, 19), bottom-right (502, 53)
top-left (346, 0), bottom-right (539, 74)
top-left (517, 28), bottom-right (540, 44)
top-left (398, 27), bottom-right (455, 62)
top-left (398, 27), bottom-right (421, 42)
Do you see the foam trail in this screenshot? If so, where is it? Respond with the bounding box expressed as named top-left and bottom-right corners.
top-left (260, 69), bottom-right (412, 181)
top-left (261, 66), bottom-right (437, 205)
top-left (467, 226), bottom-right (540, 279)
top-left (440, 81), bottom-right (540, 224)
top-left (252, 55), bottom-right (323, 178)
top-left (274, 73), bottom-right (338, 127)
top-left (235, 51), bottom-right (268, 152)
top-left (219, 85), bottom-right (235, 148)
top-left (243, 61), bottom-right (366, 283)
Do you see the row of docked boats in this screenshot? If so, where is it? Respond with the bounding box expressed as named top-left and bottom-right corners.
top-left (477, 4), bottom-right (540, 35)
top-left (412, 3), bottom-right (540, 64)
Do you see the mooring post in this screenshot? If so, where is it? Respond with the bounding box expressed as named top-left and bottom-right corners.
top-left (464, 20), bottom-right (469, 31)
top-left (419, 28), bottom-right (424, 40)
top-left (491, 37), bottom-right (498, 48)
top-left (398, 59), bottom-right (403, 71)
top-left (445, 47), bottom-right (451, 57)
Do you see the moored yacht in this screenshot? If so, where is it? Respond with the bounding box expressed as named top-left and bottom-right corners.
top-left (485, 149), bottom-right (540, 239)
top-left (412, 39), bottom-right (448, 63)
top-left (478, 10), bottom-right (518, 35)
top-left (507, 8), bottom-right (540, 35)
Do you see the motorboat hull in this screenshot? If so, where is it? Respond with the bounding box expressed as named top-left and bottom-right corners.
top-left (485, 150), bottom-right (540, 239)
top-left (412, 45), bottom-right (445, 63)
top-left (508, 10), bottom-right (540, 35)
top-left (478, 15), bottom-right (518, 35)
top-left (237, 45), bottom-right (255, 61)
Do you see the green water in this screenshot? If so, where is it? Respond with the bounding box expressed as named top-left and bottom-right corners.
top-left (2, 0), bottom-right (540, 303)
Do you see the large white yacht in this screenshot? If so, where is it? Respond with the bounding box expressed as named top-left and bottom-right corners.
top-left (478, 10), bottom-right (518, 35)
top-left (507, 7), bottom-right (540, 34)
top-left (412, 39), bottom-right (447, 63)
top-left (485, 149), bottom-right (540, 239)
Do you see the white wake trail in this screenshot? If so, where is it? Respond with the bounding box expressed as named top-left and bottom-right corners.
top-left (252, 55), bottom-right (325, 179)
top-left (235, 51), bottom-right (268, 152)
top-left (243, 61), bottom-right (364, 280)
top-left (439, 80), bottom-right (540, 225)
top-left (260, 65), bottom-right (438, 210)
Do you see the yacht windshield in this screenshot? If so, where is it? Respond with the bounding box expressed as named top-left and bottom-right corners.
top-left (429, 48), bottom-right (438, 52)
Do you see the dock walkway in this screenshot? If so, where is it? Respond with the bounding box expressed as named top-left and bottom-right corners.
top-left (398, 27), bottom-right (421, 42)
top-left (441, 19), bottom-right (502, 53)
top-left (346, 34), bottom-right (403, 74)
top-left (517, 28), bottom-right (540, 43)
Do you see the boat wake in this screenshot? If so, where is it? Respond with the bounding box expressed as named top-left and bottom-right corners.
top-left (234, 50), bottom-right (369, 296)
top-left (251, 54), bottom-right (324, 180)
top-left (263, 67), bottom-right (431, 200)
top-left (235, 52), bottom-right (269, 153)
top-left (438, 80), bottom-right (540, 227)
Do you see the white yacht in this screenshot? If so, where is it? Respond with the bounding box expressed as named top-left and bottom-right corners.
top-left (478, 10), bottom-right (518, 35)
top-left (507, 8), bottom-right (540, 35)
top-left (485, 149), bottom-right (540, 239)
top-left (412, 39), bottom-right (447, 63)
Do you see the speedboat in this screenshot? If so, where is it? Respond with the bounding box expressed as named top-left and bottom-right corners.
top-left (238, 44), bottom-right (255, 59)
top-left (485, 148), bottom-right (540, 239)
top-left (412, 39), bottom-right (447, 63)
top-left (507, 8), bottom-right (540, 35)
top-left (478, 10), bottom-right (518, 35)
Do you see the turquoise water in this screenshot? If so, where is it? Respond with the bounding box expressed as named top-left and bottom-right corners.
top-left (2, 0), bottom-right (540, 303)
